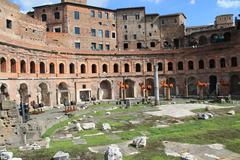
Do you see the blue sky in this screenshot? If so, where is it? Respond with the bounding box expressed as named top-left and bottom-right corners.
top-left (11, 0), bottom-right (240, 26)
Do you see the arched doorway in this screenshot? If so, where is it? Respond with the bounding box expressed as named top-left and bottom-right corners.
top-left (19, 83), bottom-right (29, 104)
top-left (166, 78), bottom-right (176, 96)
top-left (146, 78), bottom-right (154, 96)
top-left (209, 75), bottom-right (217, 96)
top-left (230, 75), bottom-right (240, 95)
top-left (39, 83), bottom-right (50, 106)
top-left (187, 77), bottom-right (197, 96)
top-left (58, 82), bottom-right (69, 104)
top-left (125, 79), bottom-right (135, 98)
top-left (0, 83), bottom-right (10, 103)
top-left (100, 80), bottom-right (112, 100)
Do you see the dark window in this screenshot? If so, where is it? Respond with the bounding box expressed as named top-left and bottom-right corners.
top-left (91, 29), bottom-right (96, 37)
top-left (199, 60), bottom-right (204, 69)
top-left (149, 33), bottom-right (152, 36)
top-left (98, 12), bottom-right (102, 18)
top-left (105, 30), bottom-right (110, 38)
top-left (81, 64), bottom-right (86, 73)
top-left (231, 57), bottom-right (238, 67)
top-left (20, 60), bottom-right (26, 73)
top-left (133, 34), bottom-right (137, 39)
top-left (158, 62), bottom-right (163, 71)
top-left (220, 58), bottom-right (226, 68)
top-left (209, 59), bottom-right (216, 69)
top-left (188, 61), bottom-right (194, 70)
top-left (150, 42), bottom-right (155, 48)
top-left (41, 14), bottom-right (47, 21)
top-left (168, 62), bottom-right (173, 71)
top-left (106, 44), bottom-right (110, 50)
top-left (6, 19), bottom-right (12, 29)
top-left (114, 64), bottom-right (119, 73)
top-left (54, 27), bottom-right (61, 32)
top-left (112, 32), bottom-right (116, 38)
top-left (40, 62), bottom-right (45, 74)
top-left (138, 25), bottom-right (141, 29)
top-left (147, 63), bottom-right (152, 72)
top-left (125, 63), bottom-right (130, 72)
top-left (69, 63), bottom-right (75, 74)
top-left (59, 63), bottom-right (64, 74)
top-left (30, 61), bottom-right (35, 74)
top-left (124, 43), bottom-right (128, 50)
top-left (92, 64), bottom-right (97, 73)
top-left (91, 43), bottom-right (96, 50)
top-left (123, 15), bottom-right (127, 20)
top-left (50, 63), bottom-right (55, 74)
top-left (178, 61), bottom-right (183, 70)
top-left (74, 27), bottom-right (80, 35)
top-left (0, 58), bottom-right (6, 73)
top-left (74, 11), bottom-right (80, 20)
top-left (10, 59), bottom-right (16, 73)
top-left (162, 20), bottom-right (165, 24)
top-left (135, 14), bottom-right (140, 20)
top-left (54, 12), bottom-right (60, 19)
top-left (124, 25), bottom-right (127, 29)
top-left (98, 44), bottom-right (103, 50)
top-left (124, 35), bottom-right (128, 40)
top-left (75, 42), bottom-right (81, 49)
top-left (90, 10), bottom-right (95, 17)
top-left (82, 85), bottom-right (86, 89)
top-left (102, 64), bottom-right (108, 73)
top-left (136, 63), bottom-right (141, 72)
top-left (137, 43), bottom-right (142, 49)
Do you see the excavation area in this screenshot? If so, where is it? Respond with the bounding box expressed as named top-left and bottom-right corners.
top-left (6, 99), bottom-right (240, 160)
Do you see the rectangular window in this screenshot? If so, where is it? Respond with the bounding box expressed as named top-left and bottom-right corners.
top-left (135, 14), bottom-right (140, 20)
top-left (123, 14), bottom-right (127, 20)
top-left (124, 25), bottom-right (127, 29)
top-left (91, 43), bottom-right (96, 50)
top-left (91, 29), bottom-right (96, 37)
top-left (106, 44), bottom-right (110, 50)
top-left (98, 29), bottom-right (103, 37)
top-left (74, 27), bottom-right (80, 35)
top-left (105, 12), bottom-right (109, 19)
top-left (90, 10), bottom-right (95, 17)
top-left (112, 32), bottom-right (116, 38)
top-left (98, 44), bottom-right (103, 50)
top-left (6, 19), bottom-right (12, 29)
top-left (75, 42), bottom-right (81, 49)
top-left (74, 11), bottom-right (80, 20)
top-left (134, 34), bottom-right (137, 39)
top-left (54, 12), bottom-right (60, 19)
top-left (124, 43), bottom-right (128, 50)
top-left (138, 25), bottom-right (141, 29)
top-left (112, 13), bottom-right (116, 20)
top-left (98, 12), bottom-right (102, 18)
top-left (54, 27), bottom-right (61, 32)
top-left (124, 35), bottom-right (128, 40)
top-left (105, 30), bottom-right (110, 38)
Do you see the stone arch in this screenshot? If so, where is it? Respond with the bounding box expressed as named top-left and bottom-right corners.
top-left (49, 63), bottom-right (55, 74)
top-left (146, 78), bottom-right (154, 96)
top-left (187, 77), bottom-right (198, 96)
top-left (39, 82), bottom-right (50, 106)
top-left (114, 63), bottom-right (119, 73)
top-left (230, 75), bottom-right (240, 95)
top-left (147, 63), bottom-right (152, 72)
top-left (0, 57), bottom-right (6, 73)
top-left (166, 78), bottom-right (176, 96)
top-left (92, 64), bottom-right (97, 73)
top-left (125, 79), bottom-right (135, 98)
top-left (224, 32), bottom-right (231, 42)
top-left (69, 63), bottom-right (75, 74)
top-left (10, 59), bottom-right (16, 73)
top-left (59, 63), bottom-right (64, 74)
top-left (19, 83), bottom-right (29, 104)
top-left (124, 63), bottom-right (130, 72)
top-left (40, 62), bottom-right (45, 74)
top-left (102, 64), bottom-right (108, 73)
top-left (209, 75), bottom-right (217, 96)
top-left (100, 80), bottom-right (112, 100)
top-left (30, 61), bottom-right (35, 74)
top-left (209, 59), bottom-right (216, 69)
top-left (58, 82), bottom-right (69, 104)
top-left (20, 60), bottom-right (26, 73)
top-left (80, 64), bottom-right (86, 74)
top-left (0, 83), bottom-right (10, 102)
top-left (136, 63), bottom-right (141, 72)
top-left (199, 35), bottom-right (208, 45)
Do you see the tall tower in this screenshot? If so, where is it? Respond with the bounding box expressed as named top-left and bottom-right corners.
top-left (61, 0), bottom-right (87, 5)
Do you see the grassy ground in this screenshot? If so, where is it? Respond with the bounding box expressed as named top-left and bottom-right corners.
top-left (11, 101), bottom-right (240, 160)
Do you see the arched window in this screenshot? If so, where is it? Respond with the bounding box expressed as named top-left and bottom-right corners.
top-left (188, 61), bottom-right (194, 70)
top-left (102, 64), bottom-right (108, 73)
top-left (20, 60), bottom-right (26, 73)
top-left (168, 62), bottom-right (173, 71)
top-left (69, 63), bottom-right (75, 74)
top-left (124, 63), bottom-right (130, 72)
top-left (199, 60), bottom-right (204, 69)
top-left (220, 58), bottom-right (226, 68)
top-left (209, 59), bottom-right (215, 69)
top-left (50, 63), bottom-right (55, 74)
top-left (80, 64), bottom-right (86, 74)
top-left (158, 62), bottom-right (163, 71)
top-left (40, 62), bottom-right (45, 74)
top-left (231, 57), bottom-right (238, 67)
top-left (10, 59), bottom-right (16, 73)
top-left (0, 57), bottom-right (6, 73)
top-left (41, 14), bottom-right (47, 21)
top-left (92, 64), bottom-right (97, 73)
top-left (114, 64), bottom-right (119, 73)
top-left (178, 61), bottom-right (183, 70)
top-left (147, 63), bottom-right (152, 72)
top-left (136, 63), bottom-right (141, 72)
top-left (30, 61), bottom-right (35, 74)
top-left (59, 63), bottom-right (64, 74)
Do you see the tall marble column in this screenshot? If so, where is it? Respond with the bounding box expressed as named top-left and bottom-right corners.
top-left (154, 64), bottom-right (160, 105)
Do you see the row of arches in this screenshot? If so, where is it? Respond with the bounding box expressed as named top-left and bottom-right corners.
top-left (196, 32), bottom-right (231, 46)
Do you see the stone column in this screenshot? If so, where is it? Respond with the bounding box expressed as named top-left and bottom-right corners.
top-left (154, 64), bottom-right (160, 105)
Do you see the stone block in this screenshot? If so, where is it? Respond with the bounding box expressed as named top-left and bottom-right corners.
top-left (1, 101), bottom-right (16, 110)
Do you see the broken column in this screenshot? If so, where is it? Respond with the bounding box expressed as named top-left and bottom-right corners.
top-left (154, 64), bottom-right (160, 105)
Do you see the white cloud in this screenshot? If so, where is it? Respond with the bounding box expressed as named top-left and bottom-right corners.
top-left (217, 0), bottom-right (240, 8)
top-left (87, 0), bottom-right (109, 7)
top-left (190, 0), bottom-right (196, 4)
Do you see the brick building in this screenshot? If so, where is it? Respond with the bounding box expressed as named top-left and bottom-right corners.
top-left (0, 0), bottom-right (239, 107)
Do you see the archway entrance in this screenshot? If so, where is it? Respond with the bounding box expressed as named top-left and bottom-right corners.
top-left (39, 83), bottom-right (50, 106)
top-left (187, 77), bottom-right (198, 96)
top-left (125, 79), bottom-right (135, 98)
top-left (0, 83), bottom-right (10, 104)
top-left (209, 75), bottom-right (217, 96)
top-left (19, 83), bottom-right (29, 104)
top-left (146, 78), bottom-right (154, 97)
top-left (230, 75), bottom-right (240, 95)
top-left (100, 80), bottom-right (112, 100)
top-left (58, 82), bottom-right (69, 104)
